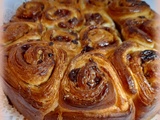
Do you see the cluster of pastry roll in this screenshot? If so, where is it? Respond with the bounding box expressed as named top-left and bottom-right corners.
top-left (107, 0), bottom-right (160, 49)
top-left (1, 0), bottom-right (160, 120)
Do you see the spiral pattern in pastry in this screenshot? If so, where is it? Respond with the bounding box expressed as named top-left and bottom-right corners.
top-left (58, 52), bottom-right (135, 119)
top-left (2, 22), bottom-right (45, 46)
top-left (79, 25), bottom-right (121, 53)
top-left (120, 16), bottom-right (159, 48)
top-left (78, 1), bottom-right (114, 28)
top-left (107, 0), bottom-right (155, 23)
top-left (11, 0), bottom-right (50, 22)
top-left (54, 0), bottom-right (78, 5)
top-left (42, 28), bottom-right (82, 58)
top-left (110, 41), bottom-right (160, 119)
top-left (41, 2), bottom-right (83, 31)
top-left (78, 0), bottom-right (111, 8)
top-left (107, 0), bottom-right (160, 49)
top-left (2, 40), bottom-right (68, 119)
top-left (1, 0), bottom-right (160, 120)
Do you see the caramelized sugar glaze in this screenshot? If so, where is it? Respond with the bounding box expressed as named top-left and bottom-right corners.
top-left (1, 0), bottom-right (160, 120)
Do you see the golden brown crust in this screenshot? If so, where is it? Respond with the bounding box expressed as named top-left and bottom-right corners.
top-left (106, 0), bottom-right (160, 49)
top-left (42, 28), bottom-right (82, 59)
top-left (2, 22), bottom-right (45, 46)
top-left (110, 41), bottom-right (160, 119)
top-left (121, 17), bottom-right (154, 48)
top-left (11, 0), bottom-right (51, 22)
top-left (79, 25), bottom-right (122, 53)
top-left (120, 14), bottom-right (160, 49)
top-left (41, 2), bottom-right (84, 31)
top-left (2, 40), bottom-right (69, 120)
top-left (58, 52), bottom-right (135, 120)
top-left (1, 0), bottom-right (160, 120)
top-left (78, 0), bottom-right (111, 8)
top-left (107, 0), bottom-right (154, 23)
top-left (78, 1), bottom-right (114, 28)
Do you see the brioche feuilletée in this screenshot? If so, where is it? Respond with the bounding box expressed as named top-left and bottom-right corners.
top-left (1, 0), bottom-right (160, 120)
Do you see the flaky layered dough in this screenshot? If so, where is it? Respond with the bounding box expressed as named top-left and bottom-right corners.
top-left (79, 25), bottom-right (121, 53)
top-left (42, 28), bottom-right (82, 59)
top-left (1, 0), bottom-right (160, 120)
top-left (2, 22), bottom-right (45, 45)
top-left (78, 2), bottom-right (114, 28)
top-left (41, 1), bottom-right (83, 31)
top-left (1, 41), bottom-right (69, 120)
top-left (120, 15), bottom-right (160, 49)
top-left (107, 0), bottom-right (155, 22)
top-left (107, 0), bottom-right (160, 49)
top-left (78, 0), bottom-right (112, 8)
top-left (11, 0), bottom-right (51, 22)
top-left (110, 41), bottom-right (160, 120)
top-left (46, 52), bottom-right (135, 120)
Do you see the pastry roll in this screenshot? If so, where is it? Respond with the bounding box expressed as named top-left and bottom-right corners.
top-left (42, 28), bottom-right (82, 58)
top-left (121, 15), bottom-right (160, 49)
top-left (11, 0), bottom-right (50, 22)
top-left (107, 0), bottom-right (155, 24)
top-left (1, 0), bottom-right (160, 119)
top-left (78, 1), bottom-right (114, 28)
top-left (53, 0), bottom-right (78, 5)
top-left (41, 2), bottom-right (83, 31)
top-left (107, 0), bottom-right (160, 49)
top-left (56, 52), bottom-right (135, 120)
top-left (1, 40), bottom-right (69, 120)
top-left (79, 25), bottom-right (122, 53)
top-left (2, 22), bottom-right (45, 46)
top-left (110, 41), bottom-right (160, 119)
top-left (78, 0), bottom-right (112, 9)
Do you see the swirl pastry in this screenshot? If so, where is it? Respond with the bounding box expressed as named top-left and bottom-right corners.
top-left (78, 0), bottom-right (112, 9)
top-left (54, 0), bottom-right (78, 5)
top-left (1, 0), bottom-right (160, 119)
top-left (107, 0), bottom-right (160, 49)
top-left (55, 52), bottom-right (135, 120)
top-left (120, 15), bottom-right (160, 49)
top-left (107, 0), bottom-right (155, 23)
top-left (2, 22), bottom-right (45, 46)
top-left (110, 41), bottom-right (160, 120)
top-left (78, 1), bottom-right (114, 27)
top-left (41, 2), bottom-right (83, 31)
top-left (1, 41), bottom-right (69, 120)
top-left (42, 28), bottom-right (82, 58)
top-left (79, 25), bottom-right (121, 53)
top-left (11, 0), bottom-right (50, 22)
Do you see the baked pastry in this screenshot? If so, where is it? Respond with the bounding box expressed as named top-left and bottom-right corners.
top-left (107, 0), bottom-right (160, 49)
top-left (110, 41), bottom-right (160, 120)
top-left (2, 22), bottom-right (45, 45)
top-left (1, 0), bottom-right (160, 120)
top-left (79, 25), bottom-right (121, 53)
top-left (41, 1), bottom-right (83, 31)
top-left (107, 0), bottom-right (155, 23)
top-left (11, 0), bottom-right (51, 22)
top-left (78, 1), bottom-right (114, 27)
top-left (57, 52), bottom-right (135, 120)
top-left (2, 40), bottom-right (69, 120)
top-left (78, 0), bottom-right (112, 8)
top-left (42, 28), bottom-right (81, 58)
top-left (120, 16), bottom-right (159, 48)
